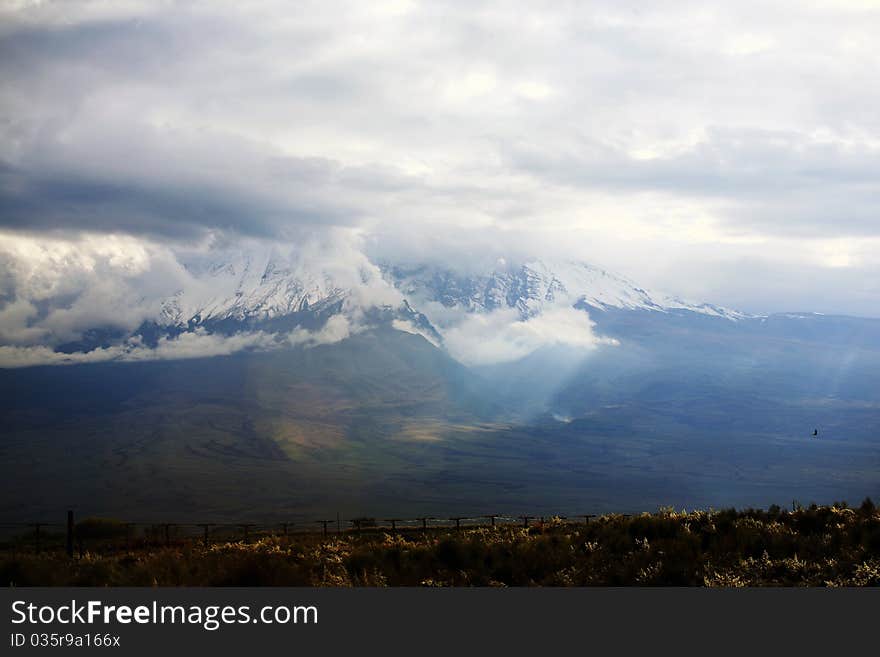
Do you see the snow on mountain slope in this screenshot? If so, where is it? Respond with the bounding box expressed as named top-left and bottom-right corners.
top-left (155, 242), bottom-right (417, 327)
top-left (143, 247), bottom-right (753, 369)
top-left (151, 245), bottom-right (443, 346)
top-left (0, 241), bottom-right (869, 371)
top-left (158, 249), bottom-right (348, 327)
top-left (383, 259), bottom-right (751, 323)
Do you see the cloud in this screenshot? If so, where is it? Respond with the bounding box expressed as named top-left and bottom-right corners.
top-left (0, 126), bottom-right (383, 239)
top-left (0, 231), bottom-right (190, 345)
top-left (507, 127), bottom-right (880, 238)
top-left (0, 316), bottom-right (365, 368)
top-left (288, 313), bottom-right (354, 348)
top-left (442, 306), bottom-right (617, 366)
top-left (0, 229), bottom-right (406, 349)
top-left (0, 1), bottom-right (879, 317)
top-left (0, 343), bottom-right (122, 368)
top-left (132, 329), bottom-right (279, 361)
top-left (0, 328), bottom-right (279, 368)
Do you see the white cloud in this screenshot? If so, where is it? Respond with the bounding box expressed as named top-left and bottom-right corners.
top-left (0, 298), bottom-right (46, 344)
top-left (0, 315), bottom-right (371, 368)
top-left (724, 33), bottom-right (776, 56)
top-left (0, 343), bottom-right (121, 368)
top-left (288, 313), bottom-right (354, 348)
top-left (442, 306), bottom-right (617, 366)
top-left (0, 229), bottom-right (408, 349)
top-left (0, 328), bottom-right (279, 368)
top-left (513, 81), bottom-right (555, 101)
top-left (134, 329), bottom-right (279, 361)
top-left (0, 231), bottom-right (190, 345)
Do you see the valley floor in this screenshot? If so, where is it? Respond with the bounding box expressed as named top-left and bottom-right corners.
top-left (3, 502), bottom-right (878, 586)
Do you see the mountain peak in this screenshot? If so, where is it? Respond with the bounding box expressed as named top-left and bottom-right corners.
top-left (382, 258), bottom-right (751, 321)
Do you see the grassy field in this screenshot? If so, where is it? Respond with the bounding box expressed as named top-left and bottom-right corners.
top-left (3, 502), bottom-right (878, 586)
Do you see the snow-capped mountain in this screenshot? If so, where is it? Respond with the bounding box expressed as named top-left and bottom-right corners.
top-left (149, 246), bottom-right (441, 345)
top-left (6, 242), bottom-right (879, 371)
top-left (158, 249), bottom-right (349, 327)
top-left (153, 248), bottom-right (750, 341)
top-left (383, 259), bottom-right (751, 322)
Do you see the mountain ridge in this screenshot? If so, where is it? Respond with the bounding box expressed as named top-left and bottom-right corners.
top-left (8, 246), bottom-right (880, 368)
top-left (152, 250), bottom-right (754, 339)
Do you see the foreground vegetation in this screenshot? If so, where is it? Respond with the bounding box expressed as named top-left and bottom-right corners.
top-left (3, 502), bottom-right (878, 586)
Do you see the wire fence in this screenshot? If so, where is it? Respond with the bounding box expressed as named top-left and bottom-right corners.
top-left (0, 511), bottom-right (606, 556)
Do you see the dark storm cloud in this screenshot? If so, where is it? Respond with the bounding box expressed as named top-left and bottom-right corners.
top-left (0, 6), bottom-right (370, 239)
top-left (0, 157), bottom-right (364, 239)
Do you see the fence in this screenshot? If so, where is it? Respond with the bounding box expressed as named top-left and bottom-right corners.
top-left (0, 510), bottom-right (607, 556)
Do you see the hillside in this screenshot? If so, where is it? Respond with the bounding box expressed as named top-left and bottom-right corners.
top-left (2, 252), bottom-right (879, 524)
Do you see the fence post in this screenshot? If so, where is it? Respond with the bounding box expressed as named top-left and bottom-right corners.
top-left (33, 523), bottom-right (43, 554)
top-left (66, 510), bottom-right (74, 558)
top-left (198, 524), bottom-right (211, 548)
top-left (519, 515), bottom-right (533, 528)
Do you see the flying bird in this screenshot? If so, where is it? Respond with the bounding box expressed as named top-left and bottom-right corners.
top-left (813, 429), bottom-right (819, 437)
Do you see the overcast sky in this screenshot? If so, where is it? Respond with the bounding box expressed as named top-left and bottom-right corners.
top-left (1, 0), bottom-right (879, 323)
